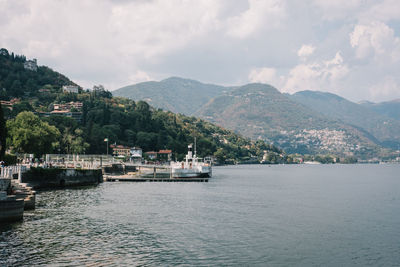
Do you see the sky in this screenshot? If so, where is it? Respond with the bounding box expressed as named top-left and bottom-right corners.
top-left (1, 0), bottom-right (400, 102)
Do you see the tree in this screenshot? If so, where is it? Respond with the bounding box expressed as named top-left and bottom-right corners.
top-left (6, 111), bottom-right (60, 157)
top-left (69, 128), bottom-right (89, 154)
top-left (0, 103), bottom-right (6, 160)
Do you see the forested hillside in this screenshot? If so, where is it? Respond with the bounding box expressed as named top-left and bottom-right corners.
top-left (0, 48), bottom-right (283, 163)
top-left (0, 48), bottom-right (76, 98)
top-left (113, 77), bottom-right (233, 115)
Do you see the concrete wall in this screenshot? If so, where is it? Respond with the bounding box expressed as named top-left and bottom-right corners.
top-left (21, 168), bottom-right (103, 189)
top-left (103, 164), bottom-right (136, 174)
top-left (0, 197), bottom-right (24, 222)
top-left (0, 178), bottom-right (11, 191)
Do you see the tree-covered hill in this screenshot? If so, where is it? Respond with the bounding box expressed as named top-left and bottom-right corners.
top-left (0, 48), bottom-right (77, 99)
top-left (1, 48), bottom-right (283, 163)
top-left (113, 77), bottom-right (234, 115)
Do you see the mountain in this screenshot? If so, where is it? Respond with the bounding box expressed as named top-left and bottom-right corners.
top-left (113, 77), bottom-right (233, 115)
top-left (197, 83), bottom-right (380, 157)
top-left (359, 99), bottom-right (400, 121)
top-left (1, 48), bottom-right (283, 163)
top-left (290, 91), bottom-right (400, 149)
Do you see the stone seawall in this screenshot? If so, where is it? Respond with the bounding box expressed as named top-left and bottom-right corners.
top-left (0, 196), bottom-right (24, 222)
top-left (0, 178), bottom-right (11, 192)
top-left (21, 168), bottom-right (103, 189)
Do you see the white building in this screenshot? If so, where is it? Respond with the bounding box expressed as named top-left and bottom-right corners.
top-left (130, 147), bottom-right (142, 158)
top-left (63, 85), bottom-right (79, 94)
top-left (24, 59), bottom-right (37, 71)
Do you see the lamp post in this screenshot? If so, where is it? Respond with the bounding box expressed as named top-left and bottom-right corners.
top-left (104, 138), bottom-right (109, 155)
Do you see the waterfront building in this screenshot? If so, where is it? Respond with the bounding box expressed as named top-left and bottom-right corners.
top-left (111, 145), bottom-right (131, 157)
top-left (130, 147), bottom-right (143, 161)
top-left (158, 150), bottom-right (172, 162)
top-left (145, 151), bottom-right (158, 160)
top-left (144, 150), bottom-right (173, 162)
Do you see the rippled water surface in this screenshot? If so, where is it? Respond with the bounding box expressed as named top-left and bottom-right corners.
top-left (1, 164), bottom-right (400, 266)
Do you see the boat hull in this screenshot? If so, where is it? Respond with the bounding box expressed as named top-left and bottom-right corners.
top-left (171, 167), bottom-right (211, 178)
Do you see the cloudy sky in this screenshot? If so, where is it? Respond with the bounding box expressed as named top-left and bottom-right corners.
top-left (1, 0), bottom-right (400, 102)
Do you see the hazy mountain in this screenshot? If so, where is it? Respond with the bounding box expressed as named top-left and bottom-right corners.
top-left (198, 83), bottom-right (379, 156)
top-left (359, 99), bottom-right (400, 122)
top-left (290, 91), bottom-right (400, 149)
top-left (114, 77), bottom-right (399, 157)
top-left (113, 77), bottom-right (233, 115)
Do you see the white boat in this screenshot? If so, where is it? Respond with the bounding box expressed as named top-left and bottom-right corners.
top-left (171, 144), bottom-right (212, 178)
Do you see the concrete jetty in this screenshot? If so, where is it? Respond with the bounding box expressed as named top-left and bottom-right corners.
top-left (104, 174), bottom-right (208, 182)
top-left (0, 195), bottom-right (24, 223)
top-left (103, 163), bottom-right (209, 182)
top-left (0, 178), bottom-right (25, 223)
top-left (21, 167), bottom-right (103, 189)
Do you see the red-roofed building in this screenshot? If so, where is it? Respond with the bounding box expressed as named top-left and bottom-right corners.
top-left (158, 150), bottom-right (172, 162)
top-left (144, 150), bottom-right (172, 162)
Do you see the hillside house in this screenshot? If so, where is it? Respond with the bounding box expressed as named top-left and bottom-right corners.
top-left (24, 59), bottom-right (37, 71)
top-left (53, 101), bottom-right (83, 111)
top-left (63, 85), bottom-right (79, 94)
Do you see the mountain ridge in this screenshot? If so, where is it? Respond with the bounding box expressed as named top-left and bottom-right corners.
top-left (113, 77), bottom-right (234, 115)
top-left (111, 77), bottom-right (400, 158)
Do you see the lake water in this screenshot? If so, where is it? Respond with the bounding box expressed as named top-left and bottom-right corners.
top-left (1, 164), bottom-right (400, 266)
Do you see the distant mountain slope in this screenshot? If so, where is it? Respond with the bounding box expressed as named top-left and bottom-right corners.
top-left (360, 99), bottom-right (400, 121)
top-left (198, 83), bottom-right (379, 157)
top-left (113, 77), bottom-right (233, 115)
top-left (290, 91), bottom-right (400, 148)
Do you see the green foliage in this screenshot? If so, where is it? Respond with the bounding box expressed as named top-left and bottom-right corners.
top-left (6, 111), bottom-right (60, 157)
top-left (1, 48), bottom-right (284, 162)
top-left (314, 155), bottom-right (334, 164)
top-left (0, 49), bottom-right (75, 99)
top-left (342, 157), bottom-right (358, 164)
top-left (4, 154), bottom-right (17, 165)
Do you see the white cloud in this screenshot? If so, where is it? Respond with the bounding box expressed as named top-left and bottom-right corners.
top-left (297, 44), bottom-right (315, 58)
top-left (248, 67), bottom-right (284, 88)
top-left (358, 0), bottom-right (400, 23)
top-left (282, 52), bottom-right (349, 94)
top-left (109, 0), bottom-right (222, 58)
top-left (350, 21), bottom-right (400, 62)
top-left (311, 0), bottom-right (362, 20)
top-left (0, 0), bottom-right (399, 101)
top-left (128, 70), bottom-right (152, 84)
top-left (226, 0), bottom-right (286, 38)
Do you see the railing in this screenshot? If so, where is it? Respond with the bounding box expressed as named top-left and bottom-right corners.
top-left (0, 165), bottom-right (27, 180)
top-left (43, 154), bottom-right (120, 169)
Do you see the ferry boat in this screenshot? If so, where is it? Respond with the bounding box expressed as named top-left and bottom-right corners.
top-left (171, 144), bottom-right (212, 178)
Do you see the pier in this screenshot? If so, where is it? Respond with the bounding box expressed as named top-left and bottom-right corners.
top-left (104, 175), bottom-right (208, 182)
top-left (103, 163), bottom-right (209, 182)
